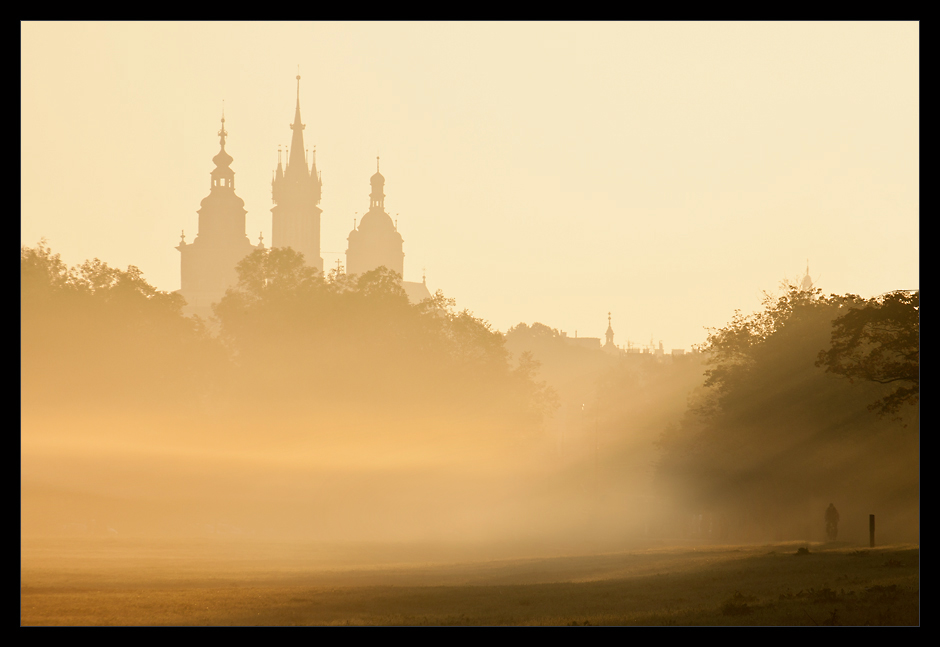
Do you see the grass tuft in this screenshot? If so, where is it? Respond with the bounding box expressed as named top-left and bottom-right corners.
top-left (721, 591), bottom-right (757, 616)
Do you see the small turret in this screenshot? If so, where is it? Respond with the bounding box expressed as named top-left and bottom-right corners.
top-left (370, 156), bottom-right (385, 211)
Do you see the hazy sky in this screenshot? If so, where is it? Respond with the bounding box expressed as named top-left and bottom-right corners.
top-left (22, 22), bottom-right (918, 351)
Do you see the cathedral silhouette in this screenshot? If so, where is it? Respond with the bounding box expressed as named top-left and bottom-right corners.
top-left (177, 75), bottom-right (430, 319)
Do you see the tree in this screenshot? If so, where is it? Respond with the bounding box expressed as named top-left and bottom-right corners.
top-left (217, 246), bottom-right (322, 308)
top-left (21, 239), bottom-right (69, 296)
top-left (21, 241), bottom-right (221, 415)
top-left (816, 290), bottom-right (919, 416)
top-left (212, 250), bottom-right (557, 423)
top-left (654, 284), bottom-right (918, 540)
top-left (696, 285), bottom-right (863, 413)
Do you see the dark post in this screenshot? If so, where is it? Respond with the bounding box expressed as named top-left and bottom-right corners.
top-left (869, 514), bottom-right (875, 548)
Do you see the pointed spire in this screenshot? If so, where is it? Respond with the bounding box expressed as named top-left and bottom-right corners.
top-left (272, 70), bottom-right (322, 237)
top-left (219, 102), bottom-right (227, 147)
top-left (210, 111), bottom-right (234, 189)
top-left (292, 68), bottom-right (302, 128)
top-left (287, 73), bottom-right (307, 176)
top-left (215, 110), bottom-right (229, 157)
top-left (800, 259), bottom-right (815, 291)
top-left (308, 144), bottom-right (321, 203)
top-left (271, 145), bottom-right (285, 203)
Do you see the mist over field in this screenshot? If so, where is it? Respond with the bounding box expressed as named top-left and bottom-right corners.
top-left (21, 22), bottom-right (917, 625)
top-left (21, 251), bottom-right (696, 547)
top-left (22, 244), bottom-right (918, 552)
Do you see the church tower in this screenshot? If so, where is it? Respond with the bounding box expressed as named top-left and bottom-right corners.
top-left (799, 260), bottom-right (816, 291)
top-left (603, 312), bottom-right (620, 357)
top-left (271, 74), bottom-right (323, 271)
top-left (346, 157), bottom-right (404, 277)
top-left (177, 113), bottom-right (257, 319)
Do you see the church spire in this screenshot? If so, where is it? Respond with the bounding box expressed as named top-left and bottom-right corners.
top-left (218, 104), bottom-right (227, 147)
top-left (286, 72), bottom-right (307, 178)
top-left (210, 110), bottom-right (234, 190)
top-left (800, 259), bottom-right (816, 291)
top-left (178, 110), bottom-right (253, 319)
top-left (271, 72), bottom-right (324, 272)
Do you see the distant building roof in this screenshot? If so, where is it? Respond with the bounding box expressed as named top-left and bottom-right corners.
top-left (402, 280), bottom-right (432, 304)
top-left (568, 337), bottom-right (601, 350)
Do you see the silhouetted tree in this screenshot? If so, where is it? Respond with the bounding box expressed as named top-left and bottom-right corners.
top-left (21, 241), bottom-right (223, 415)
top-left (213, 247), bottom-right (556, 424)
top-left (655, 284), bottom-right (917, 540)
top-left (816, 290), bottom-right (919, 416)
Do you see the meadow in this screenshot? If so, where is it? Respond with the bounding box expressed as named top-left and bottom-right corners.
top-left (21, 538), bottom-right (918, 626)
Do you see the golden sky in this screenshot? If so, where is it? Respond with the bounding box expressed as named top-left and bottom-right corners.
top-left (22, 22), bottom-right (918, 350)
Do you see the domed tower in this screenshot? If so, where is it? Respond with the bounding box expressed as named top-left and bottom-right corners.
top-left (271, 74), bottom-right (324, 271)
top-left (346, 157), bottom-right (404, 277)
top-left (603, 312), bottom-right (620, 356)
top-left (177, 112), bottom-right (255, 318)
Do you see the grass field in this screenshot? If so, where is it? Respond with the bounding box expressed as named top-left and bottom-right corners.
top-left (21, 537), bottom-right (918, 626)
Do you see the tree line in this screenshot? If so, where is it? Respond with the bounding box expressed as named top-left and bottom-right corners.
top-left (21, 242), bottom-right (557, 427)
top-left (22, 241), bottom-right (918, 541)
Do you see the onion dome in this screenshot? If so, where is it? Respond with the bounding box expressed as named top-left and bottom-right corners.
top-left (212, 141), bottom-right (233, 171)
top-left (371, 156), bottom-right (385, 186)
top-left (210, 112), bottom-right (235, 190)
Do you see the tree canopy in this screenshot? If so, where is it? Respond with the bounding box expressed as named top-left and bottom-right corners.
top-left (212, 247), bottom-right (556, 423)
top-left (22, 241), bottom-right (221, 415)
top-left (816, 290), bottom-right (919, 416)
top-left (655, 284), bottom-right (918, 540)
top-left (22, 242), bottom-right (557, 429)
